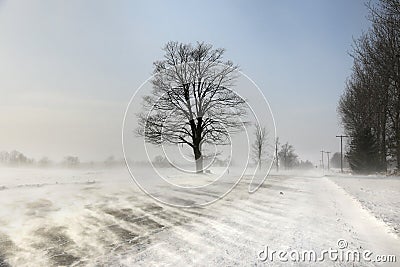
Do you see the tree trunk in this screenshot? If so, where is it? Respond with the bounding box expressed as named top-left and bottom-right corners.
top-left (395, 108), bottom-right (400, 171)
top-left (397, 129), bottom-right (400, 171)
top-left (193, 144), bottom-right (203, 173)
top-left (381, 108), bottom-right (387, 172)
top-left (191, 116), bottom-right (204, 173)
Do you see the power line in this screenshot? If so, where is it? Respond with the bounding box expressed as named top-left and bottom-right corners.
top-left (320, 150), bottom-right (325, 170)
top-left (325, 151), bottom-right (331, 171)
top-left (336, 135), bottom-right (349, 173)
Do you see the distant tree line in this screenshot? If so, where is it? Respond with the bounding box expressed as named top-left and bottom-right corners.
top-left (338, 0), bottom-right (400, 173)
top-left (0, 150), bottom-right (34, 166)
top-left (277, 142), bottom-right (313, 170)
top-left (0, 150), bottom-right (125, 168)
top-left (0, 150), bottom-right (81, 168)
top-left (278, 142), bottom-right (298, 169)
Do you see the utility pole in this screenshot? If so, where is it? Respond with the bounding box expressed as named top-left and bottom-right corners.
top-left (325, 151), bottom-right (331, 171)
top-left (320, 150), bottom-right (325, 170)
top-left (336, 135), bottom-right (349, 173)
top-left (275, 138), bottom-right (279, 172)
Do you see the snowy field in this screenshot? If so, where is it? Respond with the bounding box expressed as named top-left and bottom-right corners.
top-left (0, 167), bottom-right (399, 266)
top-left (329, 175), bottom-right (400, 236)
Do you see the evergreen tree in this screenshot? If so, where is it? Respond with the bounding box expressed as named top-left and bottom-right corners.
top-left (347, 128), bottom-right (380, 173)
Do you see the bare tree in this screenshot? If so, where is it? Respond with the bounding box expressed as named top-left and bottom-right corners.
top-left (63, 156), bottom-right (80, 168)
top-left (153, 155), bottom-right (170, 168)
top-left (0, 151), bottom-right (10, 165)
top-left (137, 42), bottom-right (248, 173)
top-left (8, 150), bottom-right (33, 166)
top-left (251, 124), bottom-right (268, 170)
top-left (278, 142), bottom-right (298, 170)
top-left (38, 157), bottom-right (51, 167)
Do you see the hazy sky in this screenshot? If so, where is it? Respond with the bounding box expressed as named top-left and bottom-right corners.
top-left (0, 0), bottom-right (371, 163)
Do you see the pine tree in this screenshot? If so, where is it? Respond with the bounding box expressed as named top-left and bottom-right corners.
top-left (347, 128), bottom-right (380, 173)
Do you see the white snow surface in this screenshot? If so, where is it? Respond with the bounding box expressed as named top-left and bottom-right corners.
top-left (329, 174), bottom-right (400, 236)
top-left (0, 167), bottom-right (399, 266)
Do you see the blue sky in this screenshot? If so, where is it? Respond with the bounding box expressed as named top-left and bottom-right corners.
top-left (0, 0), bottom-right (371, 163)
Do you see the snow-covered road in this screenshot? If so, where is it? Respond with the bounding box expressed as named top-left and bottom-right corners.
top-left (0, 168), bottom-right (399, 266)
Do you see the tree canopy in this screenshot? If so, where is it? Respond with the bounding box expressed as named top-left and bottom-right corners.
top-left (137, 41), bottom-right (248, 172)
